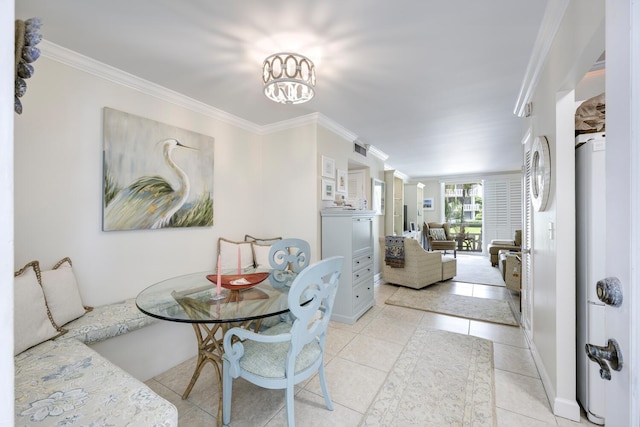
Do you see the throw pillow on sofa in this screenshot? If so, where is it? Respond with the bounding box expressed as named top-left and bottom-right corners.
top-left (14, 260), bottom-right (66, 355)
top-left (251, 242), bottom-right (273, 269)
top-left (430, 228), bottom-right (447, 241)
top-left (218, 238), bottom-right (255, 271)
top-left (41, 257), bottom-right (92, 326)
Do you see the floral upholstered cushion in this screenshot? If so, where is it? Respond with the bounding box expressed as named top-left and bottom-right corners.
top-left (14, 338), bottom-right (177, 426)
top-left (61, 298), bottom-right (157, 344)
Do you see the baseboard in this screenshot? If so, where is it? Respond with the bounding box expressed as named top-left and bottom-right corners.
top-left (526, 330), bottom-right (581, 422)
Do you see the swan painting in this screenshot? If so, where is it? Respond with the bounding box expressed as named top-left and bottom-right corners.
top-left (102, 108), bottom-right (214, 231)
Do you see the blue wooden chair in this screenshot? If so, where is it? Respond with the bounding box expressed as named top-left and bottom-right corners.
top-left (268, 238), bottom-right (311, 273)
top-left (222, 256), bottom-right (344, 427)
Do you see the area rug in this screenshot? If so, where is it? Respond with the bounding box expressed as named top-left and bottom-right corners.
top-left (385, 286), bottom-right (518, 326)
top-left (361, 327), bottom-right (495, 426)
top-left (454, 254), bottom-right (505, 287)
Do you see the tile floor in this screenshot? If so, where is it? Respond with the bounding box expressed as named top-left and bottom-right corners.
top-left (145, 278), bottom-right (599, 426)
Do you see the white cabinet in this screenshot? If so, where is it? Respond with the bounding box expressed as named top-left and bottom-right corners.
top-left (320, 209), bottom-right (375, 324)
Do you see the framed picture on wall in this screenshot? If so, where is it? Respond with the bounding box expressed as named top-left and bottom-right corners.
top-left (336, 169), bottom-right (347, 193)
top-left (321, 179), bottom-right (335, 200)
top-left (321, 156), bottom-right (335, 178)
top-left (423, 197), bottom-right (434, 210)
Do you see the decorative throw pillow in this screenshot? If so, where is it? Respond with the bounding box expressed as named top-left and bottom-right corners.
top-left (244, 234), bottom-right (282, 245)
top-left (41, 257), bottom-right (91, 326)
top-left (430, 228), bottom-right (447, 241)
top-left (218, 238), bottom-right (255, 270)
top-left (251, 242), bottom-right (273, 269)
top-left (14, 261), bottom-right (66, 355)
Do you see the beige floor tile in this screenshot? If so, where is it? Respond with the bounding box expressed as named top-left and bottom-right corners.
top-left (472, 283), bottom-right (510, 300)
top-left (374, 283), bottom-right (398, 305)
top-left (223, 378), bottom-right (290, 426)
top-left (337, 333), bottom-right (404, 372)
top-left (359, 315), bottom-right (418, 346)
top-left (418, 311), bottom-right (471, 334)
top-left (494, 342), bottom-right (540, 378)
top-left (469, 320), bottom-right (528, 348)
top-left (494, 369), bottom-right (557, 424)
top-left (497, 407), bottom-right (557, 426)
top-left (376, 303), bottom-right (425, 324)
top-left (265, 389), bottom-right (363, 427)
top-left (324, 326), bottom-right (357, 356)
top-left (305, 356), bottom-right (387, 414)
top-left (178, 405), bottom-right (218, 426)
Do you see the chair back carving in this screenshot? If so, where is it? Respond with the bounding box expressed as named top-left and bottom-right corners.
top-left (287, 256), bottom-right (343, 355)
top-left (268, 238), bottom-right (311, 273)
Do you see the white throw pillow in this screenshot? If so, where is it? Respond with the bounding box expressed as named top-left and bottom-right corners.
top-left (252, 243), bottom-right (272, 269)
top-left (41, 257), bottom-right (89, 326)
top-left (14, 261), bottom-right (65, 355)
top-left (218, 238), bottom-right (254, 271)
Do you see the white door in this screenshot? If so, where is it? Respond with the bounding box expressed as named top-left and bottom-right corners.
top-left (602, 1), bottom-right (639, 425)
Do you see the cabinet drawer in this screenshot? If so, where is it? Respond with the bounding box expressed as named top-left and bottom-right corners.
top-left (353, 280), bottom-right (374, 312)
top-left (353, 252), bottom-right (373, 271)
top-left (353, 265), bottom-right (373, 284)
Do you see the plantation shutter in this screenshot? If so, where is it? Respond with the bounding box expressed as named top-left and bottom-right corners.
top-left (483, 176), bottom-right (522, 251)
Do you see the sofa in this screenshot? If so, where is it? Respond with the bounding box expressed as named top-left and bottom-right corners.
top-left (379, 237), bottom-right (456, 289)
top-left (487, 229), bottom-right (522, 266)
top-left (14, 258), bottom-right (177, 426)
top-left (423, 222), bottom-right (457, 257)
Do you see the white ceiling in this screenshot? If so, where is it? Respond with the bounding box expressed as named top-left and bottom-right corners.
top-left (16, 0), bottom-right (549, 180)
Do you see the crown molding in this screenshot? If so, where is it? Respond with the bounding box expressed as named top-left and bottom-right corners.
top-left (40, 40), bottom-right (262, 133)
top-left (514, 0), bottom-right (570, 117)
top-left (365, 144), bottom-right (389, 161)
top-left (259, 112), bottom-right (358, 142)
top-left (40, 40), bottom-right (366, 144)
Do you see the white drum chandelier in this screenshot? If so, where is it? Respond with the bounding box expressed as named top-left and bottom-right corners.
top-left (262, 53), bottom-right (316, 104)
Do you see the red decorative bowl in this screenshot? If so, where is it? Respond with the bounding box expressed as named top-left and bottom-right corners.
top-left (206, 272), bottom-right (270, 290)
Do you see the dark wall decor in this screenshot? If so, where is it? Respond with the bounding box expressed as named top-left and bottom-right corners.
top-left (14, 18), bottom-right (42, 114)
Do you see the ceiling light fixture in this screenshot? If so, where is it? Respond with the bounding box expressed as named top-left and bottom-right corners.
top-left (262, 52), bottom-right (315, 104)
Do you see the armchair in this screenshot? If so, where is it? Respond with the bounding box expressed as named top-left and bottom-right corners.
top-left (487, 230), bottom-right (522, 266)
top-left (222, 256), bottom-right (344, 427)
top-left (423, 222), bottom-right (457, 257)
top-left (379, 237), bottom-right (456, 289)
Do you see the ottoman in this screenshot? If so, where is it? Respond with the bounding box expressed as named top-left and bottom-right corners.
top-left (442, 256), bottom-right (457, 280)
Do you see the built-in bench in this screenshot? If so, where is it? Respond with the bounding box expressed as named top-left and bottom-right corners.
top-left (14, 259), bottom-right (178, 426)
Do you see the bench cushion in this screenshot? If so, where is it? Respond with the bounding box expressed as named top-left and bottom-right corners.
top-left (15, 338), bottom-right (177, 426)
top-left (61, 298), bottom-right (157, 345)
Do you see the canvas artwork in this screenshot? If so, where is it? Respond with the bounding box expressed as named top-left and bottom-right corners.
top-left (102, 108), bottom-right (214, 231)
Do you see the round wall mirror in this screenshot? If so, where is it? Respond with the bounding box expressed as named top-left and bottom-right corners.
top-left (530, 136), bottom-right (550, 211)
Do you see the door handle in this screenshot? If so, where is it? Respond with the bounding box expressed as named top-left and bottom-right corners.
top-left (585, 339), bottom-right (623, 380)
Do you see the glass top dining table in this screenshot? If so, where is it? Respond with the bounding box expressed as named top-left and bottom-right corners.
top-left (135, 268), bottom-right (298, 426)
top-left (136, 268), bottom-right (298, 324)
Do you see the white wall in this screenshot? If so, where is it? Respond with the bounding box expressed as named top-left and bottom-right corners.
top-left (525, 0), bottom-right (605, 419)
top-left (10, 47), bottom-right (385, 381)
top-left (1, 1), bottom-right (15, 424)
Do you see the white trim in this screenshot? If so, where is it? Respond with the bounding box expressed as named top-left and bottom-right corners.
top-left (40, 40), bottom-right (364, 143)
top-left (365, 144), bottom-right (389, 161)
top-left (513, 0), bottom-right (570, 117)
